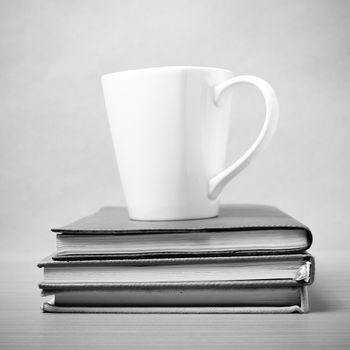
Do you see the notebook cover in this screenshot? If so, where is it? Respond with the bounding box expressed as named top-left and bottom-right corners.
top-left (38, 253), bottom-right (315, 288)
top-left (41, 286), bottom-right (309, 313)
top-left (41, 303), bottom-right (306, 314)
top-left (40, 284), bottom-right (303, 296)
top-left (52, 204), bottom-right (312, 237)
top-left (52, 205), bottom-right (312, 256)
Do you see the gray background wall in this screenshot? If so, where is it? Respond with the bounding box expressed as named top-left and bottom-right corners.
top-left (1, 0), bottom-right (349, 256)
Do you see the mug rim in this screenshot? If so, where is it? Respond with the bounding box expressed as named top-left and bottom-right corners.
top-left (101, 66), bottom-right (233, 80)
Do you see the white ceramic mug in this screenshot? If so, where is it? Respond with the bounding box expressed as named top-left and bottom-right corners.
top-left (102, 66), bottom-right (278, 221)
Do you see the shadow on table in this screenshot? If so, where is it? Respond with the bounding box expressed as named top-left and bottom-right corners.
top-left (308, 286), bottom-right (337, 312)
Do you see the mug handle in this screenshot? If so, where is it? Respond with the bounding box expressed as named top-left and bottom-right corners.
top-left (209, 75), bottom-right (279, 199)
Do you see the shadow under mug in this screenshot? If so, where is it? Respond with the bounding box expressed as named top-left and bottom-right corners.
top-left (102, 66), bottom-right (279, 221)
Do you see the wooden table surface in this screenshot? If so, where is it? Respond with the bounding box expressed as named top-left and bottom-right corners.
top-left (1, 250), bottom-right (349, 349)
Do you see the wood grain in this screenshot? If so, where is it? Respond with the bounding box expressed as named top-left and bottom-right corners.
top-left (0, 251), bottom-right (349, 349)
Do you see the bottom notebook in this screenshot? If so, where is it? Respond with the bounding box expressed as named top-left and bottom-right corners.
top-left (41, 286), bottom-right (309, 314)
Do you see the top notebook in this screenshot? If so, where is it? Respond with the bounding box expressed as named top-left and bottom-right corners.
top-left (52, 205), bottom-right (312, 257)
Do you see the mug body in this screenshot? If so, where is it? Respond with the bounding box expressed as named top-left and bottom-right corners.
top-left (102, 66), bottom-right (234, 220)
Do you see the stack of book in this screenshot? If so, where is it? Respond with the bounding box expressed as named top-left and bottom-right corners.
top-left (38, 204), bottom-right (314, 313)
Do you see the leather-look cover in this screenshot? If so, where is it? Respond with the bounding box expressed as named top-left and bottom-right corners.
top-left (52, 204), bottom-right (312, 237)
top-left (52, 205), bottom-right (313, 258)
